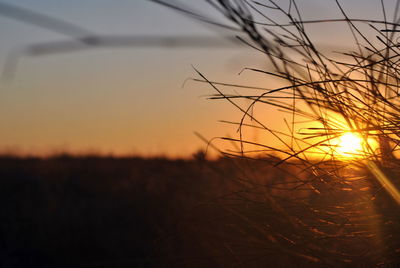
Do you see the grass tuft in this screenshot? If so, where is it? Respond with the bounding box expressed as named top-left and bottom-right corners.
top-left (156, 0), bottom-right (400, 265)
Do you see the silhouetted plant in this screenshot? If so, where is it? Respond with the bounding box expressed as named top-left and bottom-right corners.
top-left (154, 0), bottom-right (400, 265)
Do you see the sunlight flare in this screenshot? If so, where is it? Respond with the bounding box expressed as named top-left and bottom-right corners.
top-left (336, 132), bottom-right (364, 157)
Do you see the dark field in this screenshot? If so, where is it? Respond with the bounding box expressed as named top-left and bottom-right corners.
top-left (0, 156), bottom-right (399, 267)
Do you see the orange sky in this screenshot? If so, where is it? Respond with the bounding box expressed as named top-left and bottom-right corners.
top-left (0, 0), bottom-right (388, 157)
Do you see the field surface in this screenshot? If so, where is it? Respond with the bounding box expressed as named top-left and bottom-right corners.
top-left (0, 156), bottom-right (399, 267)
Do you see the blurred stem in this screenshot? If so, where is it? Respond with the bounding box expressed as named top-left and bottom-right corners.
top-left (367, 160), bottom-right (400, 205)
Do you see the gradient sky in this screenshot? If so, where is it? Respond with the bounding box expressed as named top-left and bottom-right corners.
top-left (0, 0), bottom-right (392, 157)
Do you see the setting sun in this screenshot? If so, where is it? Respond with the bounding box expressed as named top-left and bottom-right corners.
top-left (336, 133), bottom-right (364, 157)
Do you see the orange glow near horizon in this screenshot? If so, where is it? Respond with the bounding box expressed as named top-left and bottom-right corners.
top-left (336, 133), bottom-right (364, 157)
top-left (329, 132), bottom-right (379, 159)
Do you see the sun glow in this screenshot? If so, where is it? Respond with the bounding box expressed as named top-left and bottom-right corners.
top-left (329, 132), bottom-right (378, 159)
top-left (336, 133), bottom-right (364, 156)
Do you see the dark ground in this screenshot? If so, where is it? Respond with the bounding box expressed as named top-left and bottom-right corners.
top-left (0, 155), bottom-right (240, 267)
top-left (0, 155), bottom-right (399, 267)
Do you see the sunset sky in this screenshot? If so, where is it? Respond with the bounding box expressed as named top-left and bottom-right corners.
top-left (0, 0), bottom-right (391, 157)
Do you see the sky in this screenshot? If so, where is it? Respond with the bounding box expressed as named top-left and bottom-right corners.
top-left (0, 0), bottom-right (393, 158)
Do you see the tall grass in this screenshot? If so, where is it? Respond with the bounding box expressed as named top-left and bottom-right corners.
top-left (2, 0), bottom-right (399, 265)
top-left (154, 0), bottom-right (400, 265)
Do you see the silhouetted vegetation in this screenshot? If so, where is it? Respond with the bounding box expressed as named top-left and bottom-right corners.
top-left (2, 1), bottom-right (400, 267)
top-left (0, 155), bottom-right (399, 267)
